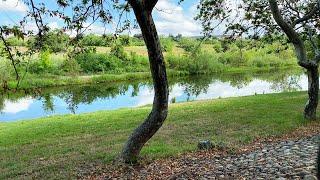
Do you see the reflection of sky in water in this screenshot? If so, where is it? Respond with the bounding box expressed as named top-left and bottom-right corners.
top-left (0, 74), bottom-right (308, 122)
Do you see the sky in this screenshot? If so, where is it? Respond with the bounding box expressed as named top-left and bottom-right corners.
top-left (0, 0), bottom-right (203, 36)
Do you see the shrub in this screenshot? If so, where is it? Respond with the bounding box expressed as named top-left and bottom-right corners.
top-left (110, 42), bottom-right (128, 61)
top-left (60, 58), bottom-right (82, 74)
top-left (166, 51), bottom-right (224, 74)
top-left (160, 37), bottom-right (174, 52)
top-left (178, 38), bottom-right (201, 53)
top-left (29, 50), bottom-right (53, 73)
top-left (75, 53), bottom-right (122, 73)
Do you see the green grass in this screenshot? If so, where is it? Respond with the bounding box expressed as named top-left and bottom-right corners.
top-left (0, 91), bottom-right (317, 179)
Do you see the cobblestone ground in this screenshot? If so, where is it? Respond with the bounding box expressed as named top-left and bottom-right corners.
top-left (174, 135), bottom-right (320, 179)
top-left (87, 134), bottom-right (320, 180)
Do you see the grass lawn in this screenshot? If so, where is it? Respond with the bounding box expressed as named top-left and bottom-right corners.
top-left (0, 91), bottom-right (318, 179)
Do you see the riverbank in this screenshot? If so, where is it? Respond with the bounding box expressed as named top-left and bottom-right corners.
top-left (5, 65), bottom-right (300, 90)
top-left (0, 91), bottom-right (318, 179)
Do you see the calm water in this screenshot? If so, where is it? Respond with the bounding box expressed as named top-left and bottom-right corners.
top-left (0, 70), bottom-right (307, 121)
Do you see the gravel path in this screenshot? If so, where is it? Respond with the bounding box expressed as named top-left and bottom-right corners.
top-left (174, 135), bottom-right (320, 179)
top-left (87, 133), bottom-right (320, 179)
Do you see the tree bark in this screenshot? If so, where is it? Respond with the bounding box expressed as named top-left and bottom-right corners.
top-left (317, 144), bottom-right (320, 179)
top-left (269, 0), bottom-right (319, 120)
top-left (304, 66), bottom-right (319, 120)
top-left (121, 1), bottom-right (169, 163)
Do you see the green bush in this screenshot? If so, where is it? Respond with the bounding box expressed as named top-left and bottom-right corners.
top-left (160, 37), bottom-right (174, 52)
top-left (75, 53), bottom-right (122, 73)
top-left (110, 42), bottom-right (128, 61)
top-left (60, 58), bottom-right (82, 74)
top-left (178, 38), bottom-right (201, 53)
top-left (6, 37), bottom-right (26, 46)
top-left (167, 51), bottom-right (224, 74)
top-left (29, 50), bottom-right (53, 73)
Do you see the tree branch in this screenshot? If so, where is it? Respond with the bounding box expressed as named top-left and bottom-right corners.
top-left (144, 0), bottom-right (158, 12)
top-left (292, 6), bottom-right (319, 26)
top-left (268, 0), bottom-right (308, 65)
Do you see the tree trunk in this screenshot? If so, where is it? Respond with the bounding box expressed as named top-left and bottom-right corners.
top-left (317, 144), bottom-right (320, 179)
top-left (304, 66), bottom-right (319, 120)
top-left (121, 5), bottom-right (169, 163)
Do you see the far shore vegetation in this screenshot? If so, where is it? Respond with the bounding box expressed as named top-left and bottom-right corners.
top-left (0, 33), bottom-right (299, 90)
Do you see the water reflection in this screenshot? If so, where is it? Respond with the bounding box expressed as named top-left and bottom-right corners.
top-left (0, 70), bottom-right (307, 121)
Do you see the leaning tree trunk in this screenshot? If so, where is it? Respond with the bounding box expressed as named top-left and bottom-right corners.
top-left (268, 0), bottom-right (319, 121)
top-left (317, 144), bottom-right (320, 179)
top-left (304, 66), bottom-right (319, 120)
top-left (121, 3), bottom-right (169, 163)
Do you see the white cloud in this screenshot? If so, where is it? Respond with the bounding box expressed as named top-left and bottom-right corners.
top-left (0, 0), bottom-right (28, 13)
top-left (154, 0), bottom-right (201, 36)
top-left (3, 97), bottom-right (33, 114)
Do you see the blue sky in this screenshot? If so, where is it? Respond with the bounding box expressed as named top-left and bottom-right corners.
top-left (0, 0), bottom-right (202, 36)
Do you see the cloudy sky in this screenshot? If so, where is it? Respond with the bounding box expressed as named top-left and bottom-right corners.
top-left (0, 0), bottom-right (202, 36)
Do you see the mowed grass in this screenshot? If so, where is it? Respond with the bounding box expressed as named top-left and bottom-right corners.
top-left (0, 92), bottom-right (317, 179)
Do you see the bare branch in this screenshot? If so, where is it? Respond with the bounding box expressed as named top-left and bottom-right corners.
top-left (0, 27), bottom-right (20, 81)
top-left (292, 6), bottom-right (319, 27)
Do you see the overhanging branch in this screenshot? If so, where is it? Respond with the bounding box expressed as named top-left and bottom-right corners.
top-left (292, 6), bottom-right (319, 26)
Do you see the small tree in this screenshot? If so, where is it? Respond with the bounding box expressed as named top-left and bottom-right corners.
top-left (196, 0), bottom-right (320, 120)
top-left (121, 0), bottom-right (169, 163)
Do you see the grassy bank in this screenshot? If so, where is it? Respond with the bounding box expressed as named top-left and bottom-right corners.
top-left (0, 91), bottom-right (318, 179)
top-left (6, 65), bottom-right (300, 90)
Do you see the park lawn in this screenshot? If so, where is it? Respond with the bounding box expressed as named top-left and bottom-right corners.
top-left (0, 91), bottom-right (318, 179)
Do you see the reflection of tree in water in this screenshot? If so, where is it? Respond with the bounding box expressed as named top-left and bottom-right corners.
top-left (0, 94), bottom-right (5, 113)
top-left (58, 83), bottom-right (136, 113)
top-left (218, 73), bottom-right (254, 89)
top-left (41, 94), bottom-right (54, 112)
top-left (175, 75), bottom-right (213, 101)
top-left (269, 74), bottom-right (302, 92)
top-left (0, 69), bottom-right (305, 115)
top-left (35, 81), bottom-right (151, 113)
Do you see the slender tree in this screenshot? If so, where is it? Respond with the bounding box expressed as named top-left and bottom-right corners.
top-left (121, 0), bottom-right (169, 163)
top-left (196, 0), bottom-right (320, 120)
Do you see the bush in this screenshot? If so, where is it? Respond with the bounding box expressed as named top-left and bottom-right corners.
top-left (166, 51), bottom-right (224, 74)
top-left (6, 37), bottom-right (26, 46)
top-left (178, 38), bottom-right (201, 53)
top-left (110, 42), bottom-right (127, 61)
top-left (75, 53), bottom-right (123, 73)
top-left (29, 50), bottom-right (53, 73)
top-left (60, 58), bottom-right (82, 74)
top-left (160, 38), bottom-right (174, 52)
top-left (27, 30), bottom-right (69, 53)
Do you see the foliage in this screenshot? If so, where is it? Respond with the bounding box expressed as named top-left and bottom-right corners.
top-left (6, 37), bottom-right (26, 46)
top-left (27, 30), bottom-right (69, 53)
top-left (75, 53), bottom-right (122, 73)
top-left (160, 37), bottom-right (174, 52)
top-left (178, 38), bottom-right (201, 53)
top-left (110, 42), bottom-right (128, 61)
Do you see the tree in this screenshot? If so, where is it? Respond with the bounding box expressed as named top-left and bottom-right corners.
top-left (318, 145), bottom-right (320, 179)
top-left (1, 0), bottom-right (168, 163)
top-left (121, 0), bottom-right (169, 163)
top-left (196, 0), bottom-right (320, 120)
